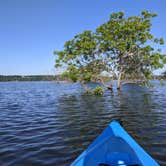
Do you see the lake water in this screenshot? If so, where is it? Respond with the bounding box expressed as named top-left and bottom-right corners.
top-left (0, 81), bottom-right (166, 166)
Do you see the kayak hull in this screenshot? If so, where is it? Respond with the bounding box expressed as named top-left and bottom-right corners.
top-left (71, 121), bottom-right (159, 166)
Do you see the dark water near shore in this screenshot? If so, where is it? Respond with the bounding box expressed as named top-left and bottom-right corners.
top-left (0, 81), bottom-right (166, 166)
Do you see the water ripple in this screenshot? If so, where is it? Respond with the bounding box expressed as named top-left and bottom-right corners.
top-left (0, 81), bottom-right (166, 165)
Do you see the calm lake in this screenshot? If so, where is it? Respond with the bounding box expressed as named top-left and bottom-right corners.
top-left (0, 81), bottom-right (166, 166)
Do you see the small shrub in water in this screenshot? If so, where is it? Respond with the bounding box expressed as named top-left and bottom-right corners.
top-left (93, 86), bottom-right (104, 95)
top-left (85, 88), bottom-right (92, 94)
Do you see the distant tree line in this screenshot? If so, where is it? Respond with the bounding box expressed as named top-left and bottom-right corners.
top-left (0, 75), bottom-right (63, 82)
top-left (0, 73), bottom-right (165, 82)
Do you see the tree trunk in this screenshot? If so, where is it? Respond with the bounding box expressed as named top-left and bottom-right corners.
top-left (81, 83), bottom-right (89, 91)
top-left (117, 68), bottom-right (122, 89)
top-left (99, 77), bottom-right (108, 88)
top-left (111, 71), bottom-right (114, 87)
top-left (98, 77), bottom-right (113, 90)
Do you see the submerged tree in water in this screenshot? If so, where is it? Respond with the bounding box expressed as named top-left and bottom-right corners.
top-left (96, 11), bottom-right (166, 88)
top-left (54, 11), bottom-right (166, 90)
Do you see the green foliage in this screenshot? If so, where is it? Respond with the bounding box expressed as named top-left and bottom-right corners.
top-left (85, 88), bottom-right (92, 94)
top-left (83, 72), bottom-right (92, 82)
top-left (96, 10), bottom-right (166, 87)
top-left (61, 71), bottom-right (69, 79)
top-left (54, 30), bottom-right (103, 83)
top-left (54, 10), bottom-right (166, 89)
top-left (93, 86), bottom-right (105, 95)
top-left (67, 66), bottom-right (78, 82)
top-left (60, 66), bottom-right (78, 82)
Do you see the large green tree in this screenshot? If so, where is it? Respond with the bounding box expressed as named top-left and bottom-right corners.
top-left (54, 11), bottom-right (166, 89)
top-left (96, 11), bottom-right (165, 88)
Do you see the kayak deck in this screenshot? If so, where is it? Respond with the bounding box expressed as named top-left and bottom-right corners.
top-left (83, 136), bottom-right (140, 166)
top-left (71, 121), bottom-right (159, 166)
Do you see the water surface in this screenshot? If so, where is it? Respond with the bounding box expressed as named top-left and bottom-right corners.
top-left (0, 81), bottom-right (166, 166)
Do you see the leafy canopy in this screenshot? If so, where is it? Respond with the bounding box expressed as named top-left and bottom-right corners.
top-left (54, 11), bottom-right (166, 86)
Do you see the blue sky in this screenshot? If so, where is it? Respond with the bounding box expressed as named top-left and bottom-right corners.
top-left (0, 0), bottom-right (166, 75)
